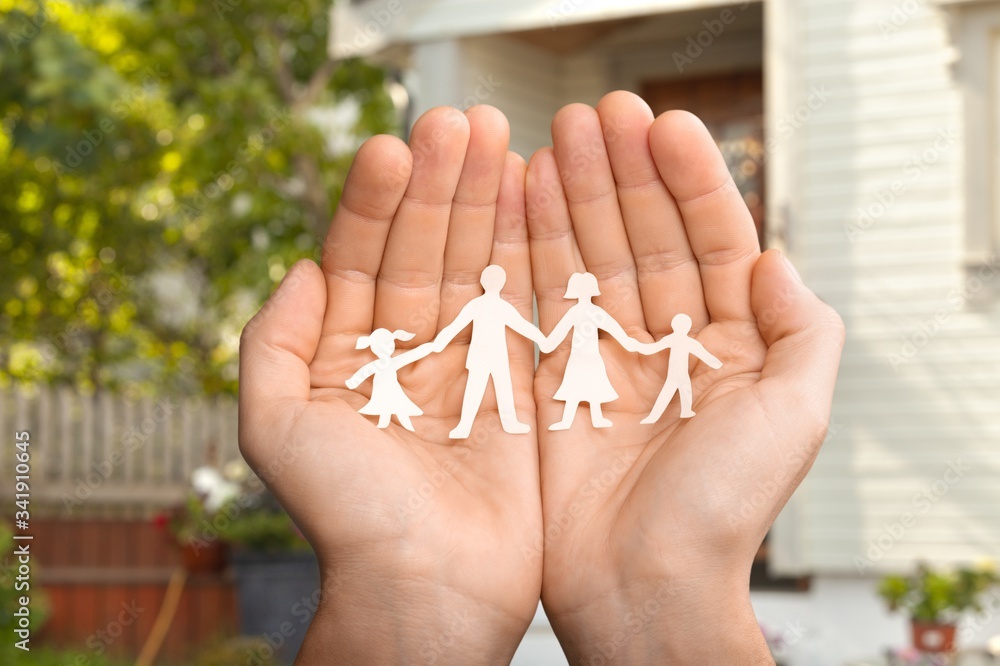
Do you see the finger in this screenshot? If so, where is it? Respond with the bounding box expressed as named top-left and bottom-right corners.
top-left (649, 110), bottom-right (760, 324)
top-left (526, 146), bottom-right (584, 334)
top-left (489, 152), bottom-right (536, 373)
top-left (439, 105), bottom-right (510, 338)
top-left (551, 104), bottom-right (646, 333)
top-left (319, 135), bottom-right (412, 338)
top-left (239, 260), bottom-right (326, 460)
top-left (596, 91), bottom-right (709, 334)
top-left (375, 107), bottom-right (471, 345)
top-left (752, 250), bottom-right (845, 450)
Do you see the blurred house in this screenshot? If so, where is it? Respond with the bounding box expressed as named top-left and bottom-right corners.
top-left (330, 0), bottom-right (1000, 663)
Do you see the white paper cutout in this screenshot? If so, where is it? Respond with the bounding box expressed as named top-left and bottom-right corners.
top-left (637, 313), bottom-right (723, 422)
top-left (345, 328), bottom-right (435, 431)
top-left (539, 273), bottom-right (644, 430)
top-left (342, 267), bottom-right (723, 434)
top-left (432, 265), bottom-right (546, 439)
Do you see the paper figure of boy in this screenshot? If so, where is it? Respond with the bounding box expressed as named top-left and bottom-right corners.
top-left (637, 313), bottom-right (723, 422)
top-left (432, 265), bottom-right (546, 439)
top-left (539, 272), bottom-right (644, 430)
top-left (346, 328), bottom-right (435, 431)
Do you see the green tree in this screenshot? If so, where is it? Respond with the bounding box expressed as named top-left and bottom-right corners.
top-left (0, 0), bottom-right (397, 395)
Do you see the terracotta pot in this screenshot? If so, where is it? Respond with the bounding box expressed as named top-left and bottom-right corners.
top-left (179, 539), bottom-right (228, 573)
top-left (911, 620), bottom-right (956, 653)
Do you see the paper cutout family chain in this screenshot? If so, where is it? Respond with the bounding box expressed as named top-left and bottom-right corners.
top-left (345, 265), bottom-right (722, 438)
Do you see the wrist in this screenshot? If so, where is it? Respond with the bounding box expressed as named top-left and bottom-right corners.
top-left (296, 561), bottom-right (531, 665)
top-left (544, 568), bottom-right (772, 665)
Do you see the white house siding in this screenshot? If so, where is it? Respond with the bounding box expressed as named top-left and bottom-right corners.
top-left (784, 0), bottom-right (1000, 576)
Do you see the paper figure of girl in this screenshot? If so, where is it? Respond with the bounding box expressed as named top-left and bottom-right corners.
top-left (637, 313), bottom-right (722, 422)
top-left (345, 328), bottom-right (435, 431)
top-left (539, 272), bottom-right (642, 430)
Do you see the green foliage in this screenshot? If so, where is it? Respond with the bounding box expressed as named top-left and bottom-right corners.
top-left (0, 0), bottom-right (398, 396)
top-left (218, 494), bottom-right (310, 553)
top-left (877, 562), bottom-right (1000, 623)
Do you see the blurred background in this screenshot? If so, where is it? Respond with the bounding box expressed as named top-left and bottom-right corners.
top-left (2, 0), bottom-right (1000, 664)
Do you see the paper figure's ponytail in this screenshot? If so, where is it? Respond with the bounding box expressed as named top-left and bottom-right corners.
top-left (357, 329), bottom-right (413, 350)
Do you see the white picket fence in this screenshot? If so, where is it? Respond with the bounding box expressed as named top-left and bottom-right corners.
top-left (0, 388), bottom-right (239, 515)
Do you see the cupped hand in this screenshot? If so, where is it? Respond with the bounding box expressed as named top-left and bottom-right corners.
top-left (526, 92), bottom-right (844, 663)
top-left (239, 105), bottom-right (542, 664)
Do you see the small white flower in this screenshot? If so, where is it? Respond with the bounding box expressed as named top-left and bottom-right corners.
top-left (191, 466), bottom-right (240, 513)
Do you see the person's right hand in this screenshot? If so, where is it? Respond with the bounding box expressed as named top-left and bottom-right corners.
top-left (527, 92), bottom-right (844, 664)
top-left (239, 105), bottom-right (543, 664)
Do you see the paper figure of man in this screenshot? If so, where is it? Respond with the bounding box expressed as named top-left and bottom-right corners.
top-left (539, 272), bottom-right (643, 430)
top-left (432, 265), bottom-right (545, 439)
top-left (638, 313), bottom-right (723, 422)
top-left (346, 328), bottom-right (435, 431)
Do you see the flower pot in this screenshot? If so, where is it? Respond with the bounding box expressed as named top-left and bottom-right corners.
top-left (179, 539), bottom-right (228, 573)
top-left (911, 620), bottom-right (956, 653)
top-left (231, 549), bottom-right (320, 665)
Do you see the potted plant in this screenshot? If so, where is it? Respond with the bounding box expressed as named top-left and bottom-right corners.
top-left (878, 562), bottom-right (999, 653)
top-left (215, 461), bottom-right (318, 665)
top-left (154, 464), bottom-right (241, 573)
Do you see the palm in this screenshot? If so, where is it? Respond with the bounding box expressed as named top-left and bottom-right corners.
top-left (526, 94), bottom-right (843, 635)
top-left (295, 331), bottom-right (539, 560)
top-left (239, 105), bottom-right (544, 649)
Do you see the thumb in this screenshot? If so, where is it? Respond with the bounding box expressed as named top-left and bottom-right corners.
top-left (239, 259), bottom-right (326, 454)
top-left (751, 249), bottom-right (845, 438)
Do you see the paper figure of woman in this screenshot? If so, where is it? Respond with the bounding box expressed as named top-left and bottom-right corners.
top-left (540, 272), bottom-right (642, 430)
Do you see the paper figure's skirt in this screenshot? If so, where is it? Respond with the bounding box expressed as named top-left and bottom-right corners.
top-left (359, 392), bottom-right (423, 417)
top-left (553, 364), bottom-right (618, 404)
